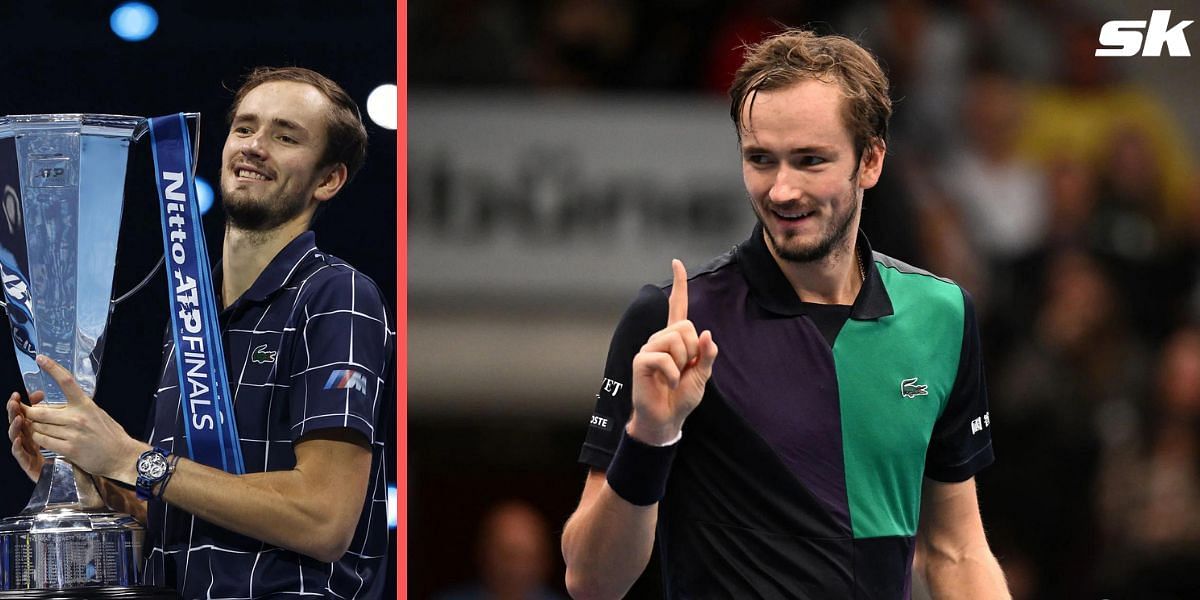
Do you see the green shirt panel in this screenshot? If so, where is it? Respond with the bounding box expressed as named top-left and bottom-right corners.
top-left (834, 261), bottom-right (965, 538)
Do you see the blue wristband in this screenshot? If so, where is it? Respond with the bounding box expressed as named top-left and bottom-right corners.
top-left (605, 430), bottom-right (679, 506)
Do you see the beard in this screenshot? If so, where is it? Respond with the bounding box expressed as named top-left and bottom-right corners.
top-left (756, 186), bottom-right (860, 264)
top-left (221, 184), bottom-right (310, 233)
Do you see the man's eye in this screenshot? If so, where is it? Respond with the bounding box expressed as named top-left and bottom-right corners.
top-left (234, 126), bottom-right (252, 135)
top-left (278, 135), bottom-right (297, 144)
top-left (745, 154), bottom-right (773, 166)
top-left (795, 156), bottom-right (827, 167)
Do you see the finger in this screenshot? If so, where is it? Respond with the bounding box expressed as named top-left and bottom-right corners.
top-left (28, 391), bottom-right (44, 406)
top-left (12, 437), bottom-right (31, 467)
top-left (29, 431), bottom-right (61, 453)
top-left (643, 329), bottom-right (693, 371)
top-left (6, 394), bottom-right (20, 423)
top-left (30, 421), bottom-right (72, 442)
top-left (634, 352), bottom-right (682, 389)
top-left (696, 330), bottom-right (719, 374)
top-left (18, 427), bottom-right (40, 457)
top-left (680, 331), bottom-right (719, 392)
top-left (24, 404), bottom-right (71, 426)
top-left (8, 413), bottom-right (23, 443)
top-left (14, 430), bottom-right (33, 455)
top-left (667, 259), bottom-right (688, 325)
top-left (669, 320), bottom-right (701, 363)
top-left (34, 355), bottom-right (86, 404)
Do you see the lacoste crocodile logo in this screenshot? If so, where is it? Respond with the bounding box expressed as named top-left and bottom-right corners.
top-left (252, 344), bottom-right (277, 364)
top-left (900, 377), bottom-right (928, 399)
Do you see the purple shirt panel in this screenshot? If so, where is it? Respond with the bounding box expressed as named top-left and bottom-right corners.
top-left (686, 267), bottom-right (852, 532)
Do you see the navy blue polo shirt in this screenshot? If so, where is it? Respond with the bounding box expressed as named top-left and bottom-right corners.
top-left (143, 231), bottom-right (394, 599)
top-left (580, 225), bottom-right (993, 598)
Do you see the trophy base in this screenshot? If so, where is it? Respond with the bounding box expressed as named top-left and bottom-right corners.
top-left (0, 586), bottom-right (179, 599)
top-left (0, 509), bottom-right (143, 591)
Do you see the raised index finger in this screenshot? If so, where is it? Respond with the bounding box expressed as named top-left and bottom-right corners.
top-left (667, 259), bottom-right (688, 325)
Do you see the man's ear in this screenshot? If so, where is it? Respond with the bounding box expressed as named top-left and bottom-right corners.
top-left (857, 140), bottom-right (886, 190)
top-left (313, 163), bottom-right (349, 202)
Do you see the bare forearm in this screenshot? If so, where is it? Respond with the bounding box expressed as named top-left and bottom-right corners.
top-left (95, 476), bottom-right (146, 525)
top-left (562, 481), bottom-right (658, 600)
top-left (922, 546), bottom-right (1010, 599)
top-left (99, 441), bottom-right (351, 559)
top-left (917, 478), bottom-right (1009, 599)
top-left (159, 459), bottom-right (361, 562)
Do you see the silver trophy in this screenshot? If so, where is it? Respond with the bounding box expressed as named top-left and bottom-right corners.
top-left (0, 114), bottom-right (182, 598)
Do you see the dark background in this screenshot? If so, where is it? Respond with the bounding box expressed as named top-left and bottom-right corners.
top-left (0, 1), bottom-right (397, 597)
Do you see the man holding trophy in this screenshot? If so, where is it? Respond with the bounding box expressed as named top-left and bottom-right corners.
top-left (4, 67), bottom-right (393, 598)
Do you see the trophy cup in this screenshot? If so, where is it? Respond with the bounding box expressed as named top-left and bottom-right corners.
top-left (0, 114), bottom-right (180, 598)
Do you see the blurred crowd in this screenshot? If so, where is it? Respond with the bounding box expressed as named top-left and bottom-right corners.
top-left (413, 1), bottom-right (1200, 598)
top-left (432, 501), bottom-right (568, 600)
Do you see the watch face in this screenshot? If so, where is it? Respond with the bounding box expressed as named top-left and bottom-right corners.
top-left (138, 452), bottom-right (169, 480)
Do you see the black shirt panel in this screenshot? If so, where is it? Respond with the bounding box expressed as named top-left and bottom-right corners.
top-left (799, 302), bottom-right (853, 347)
top-left (851, 535), bottom-right (917, 599)
top-left (925, 288), bottom-right (995, 482)
top-left (579, 284), bottom-right (667, 469)
top-left (661, 387), bottom-right (853, 598)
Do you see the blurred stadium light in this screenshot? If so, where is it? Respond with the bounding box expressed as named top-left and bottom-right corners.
top-left (387, 484), bottom-right (397, 529)
top-left (110, 2), bottom-right (159, 42)
top-left (367, 84), bottom-right (397, 130)
top-left (195, 176), bottom-right (214, 215)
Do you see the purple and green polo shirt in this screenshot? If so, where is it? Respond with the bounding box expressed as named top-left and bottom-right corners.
top-left (580, 225), bottom-right (993, 598)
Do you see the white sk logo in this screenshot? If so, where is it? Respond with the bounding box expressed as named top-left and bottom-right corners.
top-left (900, 377), bottom-right (928, 399)
top-left (1096, 10), bottom-right (1193, 57)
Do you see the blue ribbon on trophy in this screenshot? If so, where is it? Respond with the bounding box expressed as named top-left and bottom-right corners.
top-left (148, 113), bottom-right (245, 475)
top-left (0, 137), bottom-right (37, 368)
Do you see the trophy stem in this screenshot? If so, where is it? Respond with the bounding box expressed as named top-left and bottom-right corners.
top-left (20, 454), bottom-right (109, 515)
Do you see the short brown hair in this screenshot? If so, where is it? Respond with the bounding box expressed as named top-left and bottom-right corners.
top-left (729, 29), bottom-right (892, 159)
top-left (228, 66), bottom-right (369, 182)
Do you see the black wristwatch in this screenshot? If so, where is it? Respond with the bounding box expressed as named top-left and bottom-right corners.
top-left (135, 447), bottom-right (171, 500)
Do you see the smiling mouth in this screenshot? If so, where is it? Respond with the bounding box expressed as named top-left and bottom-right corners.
top-left (772, 209), bottom-right (815, 221)
top-left (236, 169), bottom-right (270, 181)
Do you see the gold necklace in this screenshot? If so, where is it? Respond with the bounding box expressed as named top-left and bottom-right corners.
top-left (856, 248), bottom-right (866, 282)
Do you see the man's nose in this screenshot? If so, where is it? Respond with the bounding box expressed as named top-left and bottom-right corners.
top-left (239, 131), bottom-right (268, 158)
top-left (768, 165), bottom-right (802, 204)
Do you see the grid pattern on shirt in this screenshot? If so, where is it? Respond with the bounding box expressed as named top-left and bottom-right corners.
top-left (142, 232), bottom-right (394, 599)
